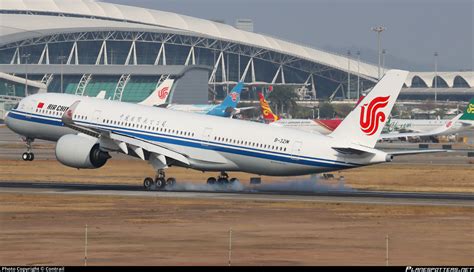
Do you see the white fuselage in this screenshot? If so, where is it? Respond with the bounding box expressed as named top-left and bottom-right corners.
top-left (385, 118), bottom-right (471, 135)
top-left (166, 104), bottom-right (215, 114)
top-left (5, 93), bottom-right (388, 176)
top-left (269, 119), bottom-right (333, 135)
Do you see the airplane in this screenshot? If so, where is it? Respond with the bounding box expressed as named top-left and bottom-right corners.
top-left (5, 69), bottom-right (443, 190)
top-left (260, 91), bottom-right (473, 139)
top-left (168, 81), bottom-right (255, 117)
top-left (258, 91), bottom-right (343, 134)
top-left (384, 98), bottom-right (474, 136)
top-left (121, 78), bottom-right (250, 117)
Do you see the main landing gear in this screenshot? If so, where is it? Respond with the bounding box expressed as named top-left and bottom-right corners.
top-left (21, 137), bottom-right (35, 161)
top-left (143, 169), bottom-right (176, 191)
top-left (206, 172), bottom-right (239, 185)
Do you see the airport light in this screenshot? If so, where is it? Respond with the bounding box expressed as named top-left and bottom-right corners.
top-left (58, 55), bottom-right (67, 93)
top-left (434, 51), bottom-right (438, 104)
top-left (371, 26), bottom-right (386, 80)
top-left (21, 53), bottom-right (31, 96)
top-left (382, 49), bottom-right (386, 75)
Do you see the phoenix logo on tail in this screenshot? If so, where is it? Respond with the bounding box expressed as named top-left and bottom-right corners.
top-left (359, 96), bottom-right (390, 136)
top-left (158, 87), bottom-right (169, 100)
top-left (258, 92), bottom-right (280, 122)
top-left (230, 92), bottom-right (239, 102)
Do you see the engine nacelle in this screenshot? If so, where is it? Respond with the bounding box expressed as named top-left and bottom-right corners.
top-left (55, 134), bottom-right (110, 169)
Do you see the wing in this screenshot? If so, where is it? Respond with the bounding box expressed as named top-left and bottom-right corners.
top-left (61, 101), bottom-right (190, 169)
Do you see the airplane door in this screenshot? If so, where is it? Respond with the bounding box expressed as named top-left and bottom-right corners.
top-left (290, 141), bottom-right (302, 160)
top-left (201, 127), bottom-right (213, 146)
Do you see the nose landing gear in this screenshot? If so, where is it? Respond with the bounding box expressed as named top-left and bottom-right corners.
top-left (21, 137), bottom-right (35, 161)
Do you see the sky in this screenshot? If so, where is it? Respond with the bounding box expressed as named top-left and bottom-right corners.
top-left (102, 0), bottom-right (473, 72)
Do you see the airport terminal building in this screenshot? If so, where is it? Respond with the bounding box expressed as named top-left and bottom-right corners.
top-left (0, 0), bottom-right (472, 110)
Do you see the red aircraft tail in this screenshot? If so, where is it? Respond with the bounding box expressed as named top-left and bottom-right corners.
top-left (258, 92), bottom-right (280, 123)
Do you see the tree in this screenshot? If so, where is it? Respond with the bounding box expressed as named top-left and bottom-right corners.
top-left (318, 102), bottom-right (335, 118)
top-left (267, 85), bottom-right (298, 117)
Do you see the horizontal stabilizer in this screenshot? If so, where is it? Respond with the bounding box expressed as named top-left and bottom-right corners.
top-left (387, 149), bottom-right (447, 156)
top-left (332, 147), bottom-right (375, 155)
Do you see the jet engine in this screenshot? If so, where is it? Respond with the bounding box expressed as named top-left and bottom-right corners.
top-left (55, 134), bottom-right (110, 169)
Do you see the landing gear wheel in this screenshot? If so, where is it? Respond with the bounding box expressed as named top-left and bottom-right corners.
top-left (22, 152), bottom-right (34, 161)
top-left (143, 177), bottom-right (154, 190)
top-left (217, 177), bottom-right (229, 184)
top-left (155, 178), bottom-right (166, 189)
top-left (207, 177), bottom-right (216, 185)
top-left (229, 178), bottom-right (238, 183)
top-left (166, 177), bottom-right (176, 187)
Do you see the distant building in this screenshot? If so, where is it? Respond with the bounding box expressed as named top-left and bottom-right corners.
top-left (0, 0), bottom-right (471, 105)
top-left (210, 19), bottom-right (226, 24)
top-left (235, 19), bottom-right (254, 32)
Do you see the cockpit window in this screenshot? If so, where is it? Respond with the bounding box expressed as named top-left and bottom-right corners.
top-left (12, 103), bottom-right (19, 110)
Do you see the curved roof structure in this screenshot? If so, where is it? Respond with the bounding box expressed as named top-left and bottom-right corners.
top-left (0, 0), bottom-right (380, 80)
top-left (406, 72), bottom-right (473, 88)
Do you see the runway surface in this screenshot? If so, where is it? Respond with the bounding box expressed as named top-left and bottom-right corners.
top-left (1, 181), bottom-right (473, 207)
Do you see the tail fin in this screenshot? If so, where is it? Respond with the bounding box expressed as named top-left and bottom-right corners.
top-left (219, 82), bottom-right (244, 108)
top-left (258, 92), bottom-right (280, 122)
top-left (460, 97), bottom-right (474, 121)
top-left (329, 70), bottom-right (409, 148)
top-left (96, 90), bottom-right (107, 99)
top-left (138, 78), bottom-right (174, 106)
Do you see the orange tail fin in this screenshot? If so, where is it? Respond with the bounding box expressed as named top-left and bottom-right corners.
top-left (258, 92), bottom-right (280, 123)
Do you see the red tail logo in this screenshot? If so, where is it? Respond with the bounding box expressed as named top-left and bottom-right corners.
top-left (230, 92), bottom-right (239, 102)
top-left (359, 96), bottom-right (390, 136)
top-left (158, 87), bottom-right (169, 100)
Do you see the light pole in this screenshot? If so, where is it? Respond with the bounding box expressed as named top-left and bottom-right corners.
top-left (347, 50), bottom-right (351, 100)
top-left (21, 53), bottom-right (31, 96)
top-left (357, 50), bottom-right (360, 99)
top-left (434, 51), bottom-right (438, 104)
top-left (371, 26), bottom-right (386, 80)
top-left (58, 55), bottom-right (67, 93)
top-left (382, 49), bottom-right (386, 75)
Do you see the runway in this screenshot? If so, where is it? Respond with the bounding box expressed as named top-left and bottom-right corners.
top-left (1, 181), bottom-right (473, 207)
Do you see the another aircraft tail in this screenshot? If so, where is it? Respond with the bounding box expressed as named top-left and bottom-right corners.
top-left (138, 78), bottom-right (174, 106)
top-left (258, 92), bottom-right (280, 122)
top-left (460, 97), bottom-right (474, 121)
top-left (329, 70), bottom-right (409, 148)
top-left (219, 82), bottom-right (244, 109)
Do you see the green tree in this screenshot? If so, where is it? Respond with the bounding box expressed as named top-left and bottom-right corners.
top-left (318, 102), bottom-right (335, 118)
top-left (267, 86), bottom-right (298, 117)
top-left (333, 104), bottom-right (353, 118)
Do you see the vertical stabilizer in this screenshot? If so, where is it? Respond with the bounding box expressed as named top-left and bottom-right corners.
top-left (329, 70), bottom-right (409, 148)
top-left (138, 78), bottom-right (174, 106)
top-left (460, 97), bottom-right (474, 121)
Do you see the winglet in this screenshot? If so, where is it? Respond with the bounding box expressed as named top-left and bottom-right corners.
top-left (62, 100), bottom-right (80, 125)
top-left (96, 90), bottom-right (107, 99)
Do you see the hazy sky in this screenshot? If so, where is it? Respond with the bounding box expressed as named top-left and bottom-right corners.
top-left (103, 0), bottom-right (473, 72)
